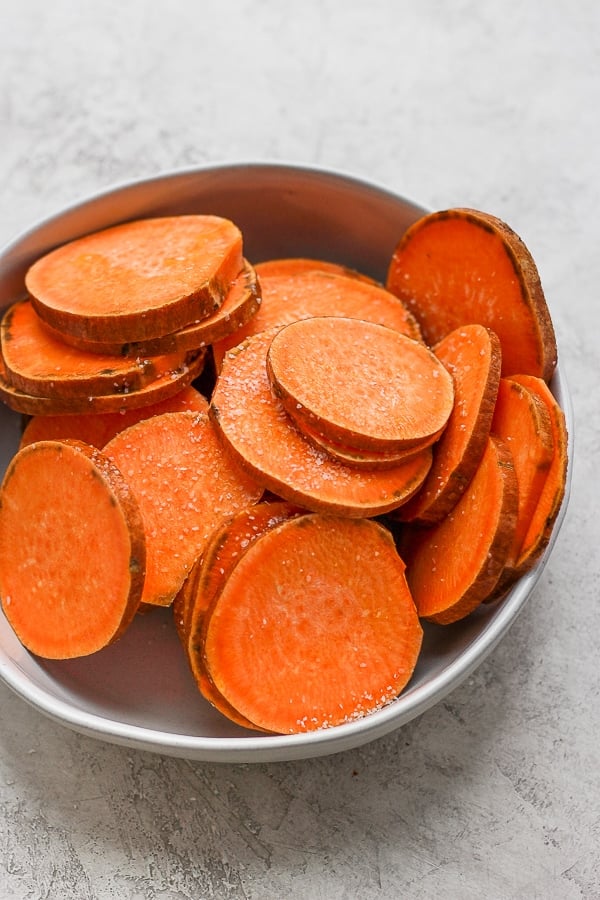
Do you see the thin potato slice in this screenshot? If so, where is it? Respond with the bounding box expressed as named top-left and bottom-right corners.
top-left (266, 316), bottom-right (454, 452)
top-left (19, 385), bottom-right (208, 450)
top-left (104, 410), bottom-right (263, 607)
top-left (202, 514), bottom-right (423, 733)
top-left (212, 265), bottom-right (422, 370)
top-left (491, 377), bottom-right (554, 564)
top-left (0, 299), bottom-right (187, 398)
top-left (0, 348), bottom-right (205, 416)
top-left (386, 208), bottom-right (557, 381)
top-left (44, 259), bottom-right (261, 358)
top-left (400, 435), bottom-right (518, 624)
top-left (27, 215), bottom-right (243, 343)
top-left (181, 501), bottom-right (304, 730)
top-left (396, 324), bottom-right (502, 523)
top-left (509, 374), bottom-right (569, 574)
top-left (0, 440), bottom-right (145, 658)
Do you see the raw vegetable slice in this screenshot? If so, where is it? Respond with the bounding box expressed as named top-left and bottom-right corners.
top-left (508, 374), bottom-right (568, 575)
top-left (45, 259), bottom-right (262, 357)
top-left (210, 330), bottom-right (433, 518)
top-left (202, 514), bottom-right (423, 733)
top-left (0, 439), bottom-right (145, 658)
top-left (212, 266), bottom-right (422, 370)
top-left (0, 347), bottom-right (205, 416)
top-left (254, 257), bottom-right (378, 284)
top-left (20, 386), bottom-right (208, 450)
top-left (491, 377), bottom-right (554, 565)
top-left (0, 299), bottom-right (187, 398)
top-left (298, 420), bottom-right (426, 469)
top-left (386, 208), bottom-right (557, 381)
top-left (400, 435), bottom-right (518, 624)
top-left (182, 501), bottom-right (304, 729)
top-left (104, 410), bottom-right (263, 607)
top-left (396, 324), bottom-right (502, 523)
top-left (183, 501), bottom-right (304, 647)
top-left (173, 522), bottom-right (263, 730)
top-left (27, 215), bottom-right (243, 343)
top-left (266, 316), bottom-right (454, 452)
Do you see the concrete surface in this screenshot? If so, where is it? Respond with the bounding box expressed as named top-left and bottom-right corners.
top-left (0, 2), bottom-right (598, 898)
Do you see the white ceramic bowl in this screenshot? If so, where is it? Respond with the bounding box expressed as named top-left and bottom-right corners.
top-left (0, 163), bottom-right (572, 762)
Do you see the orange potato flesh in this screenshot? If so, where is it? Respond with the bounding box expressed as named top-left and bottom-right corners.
top-left (397, 324), bottom-right (502, 524)
top-left (386, 208), bottom-right (557, 382)
top-left (401, 435), bottom-right (518, 624)
top-left (27, 215), bottom-right (243, 343)
top-left (104, 410), bottom-right (263, 607)
top-left (266, 316), bottom-right (454, 452)
top-left (202, 514), bottom-right (423, 733)
top-left (0, 440), bottom-right (145, 658)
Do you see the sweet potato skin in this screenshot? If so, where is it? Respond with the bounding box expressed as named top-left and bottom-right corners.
top-left (0, 347), bottom-right (205, 416)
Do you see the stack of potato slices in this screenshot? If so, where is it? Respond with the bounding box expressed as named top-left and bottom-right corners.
top-left (0, 215), bottom-right (261, 414)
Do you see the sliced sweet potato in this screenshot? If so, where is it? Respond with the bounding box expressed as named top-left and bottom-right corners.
top-left (396, 324), bottom-right (502, 523)
top-left (0, 439), bottom-right (145, 658)
top-left (212, 266), bottom-right (422, 370)
top-left (210, 330), bottom-right (433, 518)
top-left (297, 420), bottom-right (426, 469)
top-left (400, 435), bottom-right (518, 624)
top-left (183, 501), bottom-right (304, 649)
top-left (266, 316), bottom-right (454, 452)
top-left (0, 299), bottom-right (188, 398)
top-left (487, 375), bottom-right (565, 599)
top-left (44, 259), bottom-right (261, 357)
top-left (104, 410), bottom-right (263, 607)
top-left (201, 514), bottom-right (423, 733)
top-left (386, 208), bottom-right (557, 381)
top-left (0, 347), bottom-right (205, 417)
top-left (254, 257), bottom-right (379, 284)
top-left (182, 501), bottom-right (304, 729)
top-left (508, 374), bottom-right (569, 575)
top-left (20, 385), bottom-right (208, 450)
top-left (27, 215), bottom-right (243, 343)
top-left (491, 377), bottom-right (554, 565)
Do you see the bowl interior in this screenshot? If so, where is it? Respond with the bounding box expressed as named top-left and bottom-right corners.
top-left (0, 163), bottom-right (572, 762)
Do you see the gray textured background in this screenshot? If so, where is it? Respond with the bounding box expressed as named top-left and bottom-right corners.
top-left (1, 2), bottom-right (598, 898)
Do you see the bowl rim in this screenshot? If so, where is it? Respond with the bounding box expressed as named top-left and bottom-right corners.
top-left (0, 158), bottom-right (417, 260)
